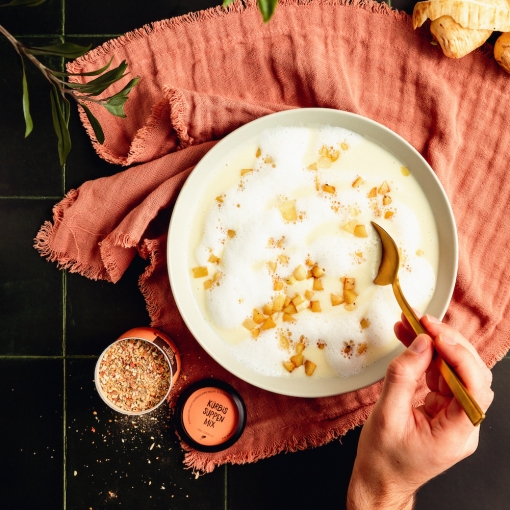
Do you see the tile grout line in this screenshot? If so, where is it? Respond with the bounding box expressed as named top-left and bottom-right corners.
top-left (224, 464), bottom-right (228, 510)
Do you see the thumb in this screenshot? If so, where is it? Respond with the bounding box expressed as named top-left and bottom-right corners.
top-left (377, 334), bottom-right (433, 421)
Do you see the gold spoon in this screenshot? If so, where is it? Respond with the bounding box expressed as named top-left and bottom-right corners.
top-left (371, 221), bottom-right (485, 426)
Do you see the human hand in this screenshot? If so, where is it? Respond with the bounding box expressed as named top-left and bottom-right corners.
top-left (346, 314), bottom-right (494, 510)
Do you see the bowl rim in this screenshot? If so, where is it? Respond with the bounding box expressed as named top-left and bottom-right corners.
top-left (167, 107), bottom-right (458, 398)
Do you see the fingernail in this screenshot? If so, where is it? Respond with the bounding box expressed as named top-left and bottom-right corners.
top-left (424, 314), bottom-right (441, 324)
top-left (438, 333), bottom-right (456, 345)
top-left (409, 335), bottom-right (428, 353)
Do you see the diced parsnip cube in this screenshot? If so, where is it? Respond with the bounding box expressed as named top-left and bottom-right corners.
top-left (290, 353), bottom-right (304, 367)
top-left (203, 279), bottom-right (213, 290)
top-left (215, 195), bottom-right (224, 203)
top-left (344, 289), bottom-right (358, 304)
top-left (243, 318), bottom-right (258, 331)
top-left (279, 333), bottom-right (290, 350)
top-left (311, 265), bottom-right (324, 278)
top-left (341, 142), bottom-right (349, 151)
top-left (227, 229), bottom-right (236, 238)
top-left (264, 156), bottom-right (274, 164)
top-left (295, 299), bottom-right (310, 312)
top-left (273, 280), bottom-right (284, 291)
top-left (313, 278), bottom-right (324, 291)
top-left (343, 278), bottom-right (355, 290)
top-left (253, 309), bottom-right (266, 324)
top-left (352, 176), bottom-right (364, 188)
top-left (304, 360), bottom-right (317, 376)
top-left (261, 317), bottom-right (277, 330)
top-left (360, 318), bottom-right (371, 330)
top-left (278, 200), bottom-right (297, 222)
top-left (310, 300), bottom-right (322, 312)
top-left (416, 249), bottom-right (424, 256)
top-left (382, 195), bottom-right (392, 205)
top-left (285, 275), bottom-right (297, 285)
top-left (315, 175), bottom-right (320, 191)
top-left (304, 290), bottom-right (314, 300)
top-left (307, 162), bottom-right (318, 171)
top-left (267, 261), bottom-right (277, 273)
top-left (192, 266), bottom-right (208, 278)
top-left (284, 295), bottom-right (292, 307)
top-left (384, 211), bottom-right (394, 219)
top-left (378, 181), bottom-right (390, 194)
top-left (322, 184), bottom-right (336, 194)
top-left (272, 294), bottom-right (286, 312)
top-left (342, 220), bottom-right (357, 234)
top-left (293, 265), bottom-right (307, 281)
top-left (256, 148), bottom-right (261, 157)
top-left (295, 342), bottom-right (305, 354)
top-left (353, 224), bottom-right (368, 238)
top-left (357, 342), bottom-right (368, 355)
top-left (240, 168), bottom-right (253, 176)
top-left (212, 271), bottom-right (222, 283)
top-left (208, 254), bottom-right (220, 264)
top-left (307, 269), bottom-right (314, 279)
top-left (292, 294), bottom-right (304, 306)
top-left (263, 303), bottom-right (274, 316)
top-left (278, 254), bottom-right (289, 265)
top-left (282, 313), bottom-right (296, 323)
top-left (367, 187), bottom-right (377, 198)
top-left (305, 258), bottom-right (315, 267)
top-left (331, 293), bottom-right (344, 306)
top-left (283, 361), bottom-right (296, 372)
top-left (401, 166), bottom-right (411, 176)
top-left (251, 328), bottom-right (260, 339)
top-left (318, 156), bottom-right (332, 169)
top-left (283, 303), bottom-right (297, 315)
top-left (355, 251), bottom-right (363, 258)
top-left (344, 303), bottom-right (356, 311)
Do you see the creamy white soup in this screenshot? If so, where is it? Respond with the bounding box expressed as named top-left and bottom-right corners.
top-left (189, 125), bottom-right (438, 378)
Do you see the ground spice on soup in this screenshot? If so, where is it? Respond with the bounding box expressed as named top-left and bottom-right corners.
top-left (98, 338), bottom-right (171, 412)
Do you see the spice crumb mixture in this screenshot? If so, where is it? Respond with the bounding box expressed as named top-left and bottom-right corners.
top-left (99, 339), bottom-right (171, 412)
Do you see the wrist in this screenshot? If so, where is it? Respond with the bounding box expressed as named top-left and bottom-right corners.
top-left (347, 464), bottom-right (416, 510)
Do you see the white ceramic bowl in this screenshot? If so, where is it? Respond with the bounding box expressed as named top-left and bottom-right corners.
top-left (167, 108), bottom-right (457, 398)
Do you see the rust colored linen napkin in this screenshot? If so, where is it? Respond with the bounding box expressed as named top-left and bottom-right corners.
top-left (35, 0), bottom-right (510, 473)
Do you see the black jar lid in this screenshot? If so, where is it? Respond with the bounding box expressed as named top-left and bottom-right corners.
top-left (174, 378), bottom-right (246, 453)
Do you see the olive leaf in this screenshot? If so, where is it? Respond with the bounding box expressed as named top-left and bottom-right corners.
top-left (79, 102), bottom-right (105, 144)
top-left (257, 0), bottom-right (278, 22)
top-left (102, 76), bottom-right (140, 117)
top-left (65, 60), bottom-right (128, 95)
top-left (50, 85), bottom-right (71, 166)
top-left (0, 0), bottom-right (46, 7)
top-left (222, 0), bottom-right (278, 22)
top-left (51, 56), bottom-right (114, 78)
top-left (24, 42), bottom-right (91, 59)
top-left (20, 56), bottom-right (33, 137)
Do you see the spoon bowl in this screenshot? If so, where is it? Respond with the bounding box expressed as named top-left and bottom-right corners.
top-left (371, 221), bottom-right (485, 426)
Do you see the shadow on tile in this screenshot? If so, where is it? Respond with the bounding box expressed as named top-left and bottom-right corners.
top-left (66, 358), bottom-right (225, 509)
top-left (0, 359), bottom-right (63, 509)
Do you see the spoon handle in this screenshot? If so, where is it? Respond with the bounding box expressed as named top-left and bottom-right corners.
top-left (392, 281), bottom-right (485, 426)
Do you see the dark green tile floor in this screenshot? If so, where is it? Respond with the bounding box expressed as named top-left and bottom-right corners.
top-left (0, 1), bottom-right (509, 509)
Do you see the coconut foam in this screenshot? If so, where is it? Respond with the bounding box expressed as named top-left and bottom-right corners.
top-left (192, 125), bottom-right (439, 378)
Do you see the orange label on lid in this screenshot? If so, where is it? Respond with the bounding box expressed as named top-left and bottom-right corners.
top-left (182, 387), bottom-right (239, 446)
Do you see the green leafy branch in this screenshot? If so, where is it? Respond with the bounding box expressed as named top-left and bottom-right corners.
top-left (223, 0), bottom-right (278, 23)
top-left (0, 0), bottom-right (139, 166)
